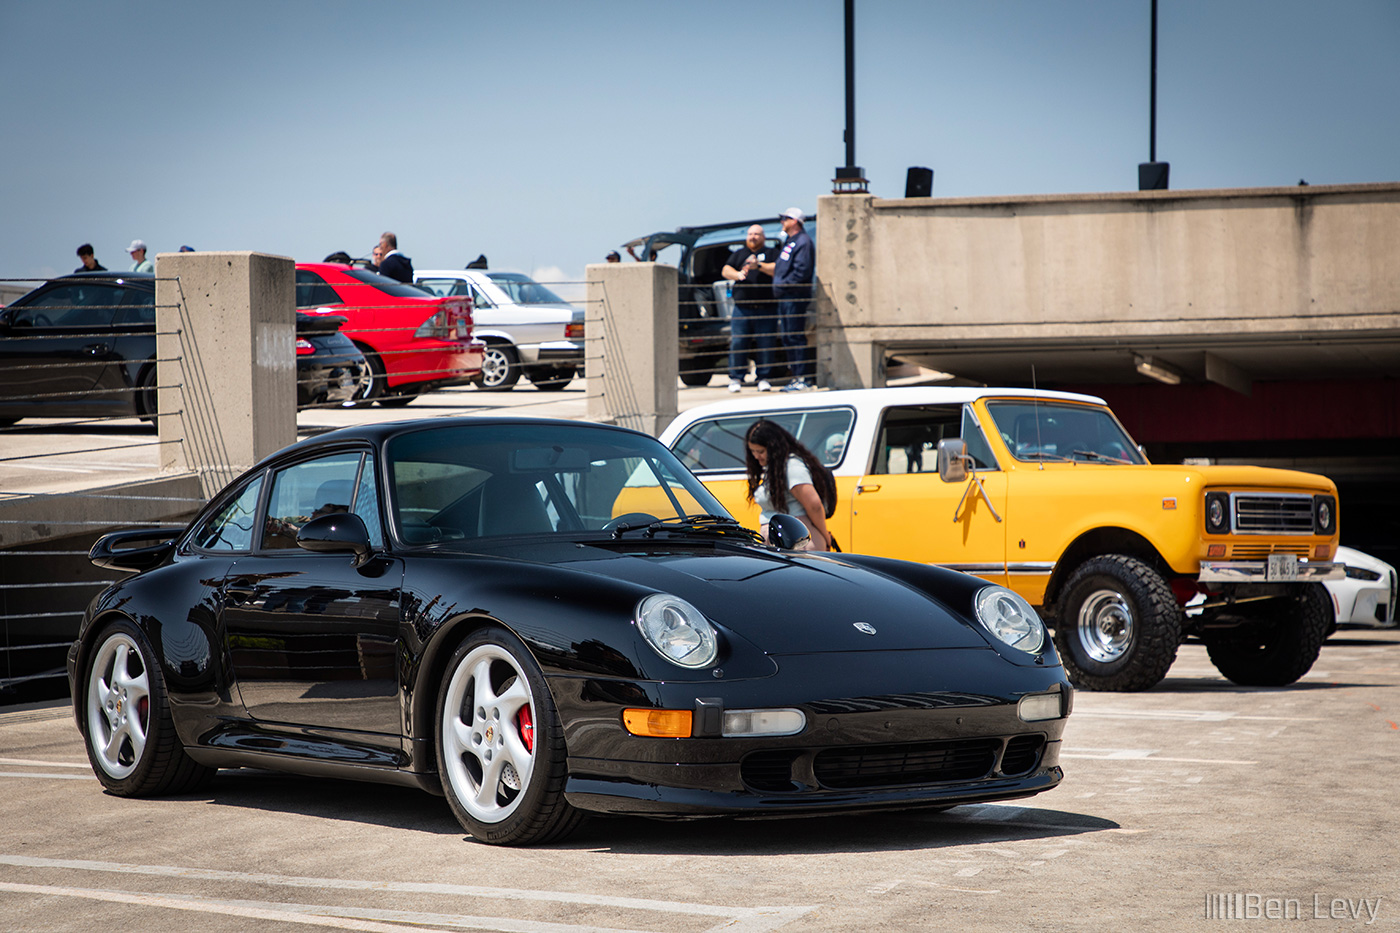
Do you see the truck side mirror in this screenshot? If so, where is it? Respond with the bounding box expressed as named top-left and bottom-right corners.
top-left (937, 438), bottom-right (968, 483)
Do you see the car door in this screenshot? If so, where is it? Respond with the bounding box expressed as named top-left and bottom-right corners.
top-left (222, 450), bottom-right (405, 746)
top-left (0, 281), bottom-right (124, 414)
top-left (849, 404), bottom-right (1009, 584)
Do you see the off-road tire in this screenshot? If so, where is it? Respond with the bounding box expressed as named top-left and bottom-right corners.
top-left (1203, 583), bottom-right (1331, 686)
top-left (1054, 554), bottom-right (1182, 691)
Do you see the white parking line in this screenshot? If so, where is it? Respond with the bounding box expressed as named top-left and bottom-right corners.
top-left (0, 856), bottom-right (815, 933)
top-left (1071, 708), bottom-right (1321, 722)
top-left (1061, 748), bottom-right (1257, 764)
top-left (0, 758), bottom-right (89, 768)
top-left (0, 771), bottom-right (92, 780)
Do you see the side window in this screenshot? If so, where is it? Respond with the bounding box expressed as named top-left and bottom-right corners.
top-left (191, 475), bottom-right (264, 552)
top-left (469, 283), bottom-right (494, 308)
top-left (353, 454), bottom-right (384, 548)
top-left (16, 284), bottom-right (123, 329)
top-left (872, 406), bottom-right (963, 475)
top-left (960, 406), bottom-right (999, 470)
top-left (116, 288), bottom-right (156, 326)
top-left (672, 408), bottom-right (854, 473)
top-left (262, 453), bottom-right (366, 550)
top-left (295, 270), bottom-right (342, 309)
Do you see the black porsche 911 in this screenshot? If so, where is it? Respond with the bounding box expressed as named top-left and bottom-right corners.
top-left (68, 418), bottom-right (1071, 845)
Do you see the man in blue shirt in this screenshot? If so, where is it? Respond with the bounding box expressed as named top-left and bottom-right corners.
top-left (763, 208), bottom-right (815, 391)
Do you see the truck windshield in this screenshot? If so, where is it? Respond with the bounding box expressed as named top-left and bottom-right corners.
top-left (985, 401), bottom-right (1146, 464)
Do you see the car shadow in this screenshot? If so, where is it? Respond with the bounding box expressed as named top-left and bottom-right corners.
top-left (559, 803), bottom-right (1119, 855)
top-left (1146, 677), bottom-right (1384, 694)
top-left (166, 769), bottom-right (1117, 853)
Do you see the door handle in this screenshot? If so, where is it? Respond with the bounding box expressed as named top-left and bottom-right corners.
top-left (856, 483), bottom-right (881, 494)
top-left (224, 584), bottom-right (257, 606)
top-left (83, 343), bottom-right (110, 356)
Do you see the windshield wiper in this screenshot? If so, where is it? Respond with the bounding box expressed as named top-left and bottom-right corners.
top-left (1072, 449), bottom-right (1132, 464)
top-left (611, 514), bottom-right (762, 544)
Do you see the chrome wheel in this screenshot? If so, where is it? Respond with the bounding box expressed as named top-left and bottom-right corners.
top-left (86, 631), bottom-right (151, 780)
top-left (441, 642), bottom-right (536, 823)
top-left (478, 343), bottom-right (520, 391)
top-left (1076, 588), bottom-right (1135, 663)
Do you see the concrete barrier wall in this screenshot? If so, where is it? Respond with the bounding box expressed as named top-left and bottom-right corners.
top-left (816, 182), bottom-right (1400, 387)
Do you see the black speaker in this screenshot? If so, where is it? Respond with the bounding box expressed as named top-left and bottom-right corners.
top-left (1138, 162), bottom-right (1170, 190)
top-left (905, 166), bottom-right (934, 198)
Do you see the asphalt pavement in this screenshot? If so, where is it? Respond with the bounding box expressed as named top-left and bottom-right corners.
top-left (3, 632), bottom-right (1398, 932)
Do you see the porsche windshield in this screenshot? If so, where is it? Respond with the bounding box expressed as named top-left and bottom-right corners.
top-left (985, 401), bottom-right (1146, 464)
top-left (386, 423), bottom-right (729, 542)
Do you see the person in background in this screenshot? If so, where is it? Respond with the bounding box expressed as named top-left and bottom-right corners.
top-left (377, 231), bottom-right (413, 283)
top-left (605, 250), bottom-right (621, 263)
top-left (722, 224), bottom-right (776, 393)
top-left (743, 419), bottom-right (835, 551)
top-left (367, 244), bottom-right (383, 272)
top-left (126, 239), bottom-right (154, 273)
top-left (74, 244), bottom-right (105, 273)
top-left (179, 245), bottom-right (195, 252)
top-left (761, 208), bottom-right (815, 391)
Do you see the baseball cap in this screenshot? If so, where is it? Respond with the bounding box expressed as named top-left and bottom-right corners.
top-left (780, 207), bottom-right (805, 222)
top-left (126, 239), bottom-right (147, 253)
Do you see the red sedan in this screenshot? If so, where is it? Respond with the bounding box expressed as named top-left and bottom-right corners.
top-left (295, 262), bottom-right (484, 405)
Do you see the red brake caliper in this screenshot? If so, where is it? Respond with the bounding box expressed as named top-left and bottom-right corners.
top-left (517, 705), bottom-right (534, 752)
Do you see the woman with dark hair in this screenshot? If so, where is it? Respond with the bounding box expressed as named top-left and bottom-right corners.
top-left (744, 419), bottom-right (835, 551)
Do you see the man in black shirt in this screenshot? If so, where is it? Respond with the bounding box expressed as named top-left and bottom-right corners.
top-left (721, 225), bottom-right (777, 392)
top-left (377, 231), bottom-right (414, 283)
top-left (74, 243), bottom-right (106, 273)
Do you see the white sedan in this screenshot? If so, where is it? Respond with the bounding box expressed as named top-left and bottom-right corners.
top-left (415, 269), bottom-right (584, 391)
top-left (1328, 546), bottom-right (1396, 627)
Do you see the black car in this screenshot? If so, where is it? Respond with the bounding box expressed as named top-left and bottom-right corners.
top-left (69, 418), bottom-right (1070, 845)
top-left (0, 273), bottom-right (365, 425)
top-left (622, 215), bottom-right (814, 386)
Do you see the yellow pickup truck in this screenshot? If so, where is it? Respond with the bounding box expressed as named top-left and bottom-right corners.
top-left (660, 387), bottom-right (1342, 692)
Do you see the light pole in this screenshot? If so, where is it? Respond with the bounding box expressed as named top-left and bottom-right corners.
top-left (1139, 0), bottom-right (1170, 189)
top-left (834, 0), bottom-right (868, 193)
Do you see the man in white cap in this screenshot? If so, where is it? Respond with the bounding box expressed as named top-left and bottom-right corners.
top-left (127, 239), bottom-right (154, 273)
top-left (763, 208), bottom-right (815, 390)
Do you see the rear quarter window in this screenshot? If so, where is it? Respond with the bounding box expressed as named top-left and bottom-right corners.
top-left (672, 408), bottom-right (854, 473)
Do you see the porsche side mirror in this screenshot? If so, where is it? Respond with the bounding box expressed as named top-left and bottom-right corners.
top-left (937, 438), bottom-right (968, 483)
top-left (297, 513), bottom-right (372, 564)
top-left (767, 513), bottom-right (811, 551)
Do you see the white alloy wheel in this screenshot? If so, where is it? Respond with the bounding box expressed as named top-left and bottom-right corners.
top-left (440, 642), bottom-right (537, 823)
top-left (86, 631), bottom-right (151, 780)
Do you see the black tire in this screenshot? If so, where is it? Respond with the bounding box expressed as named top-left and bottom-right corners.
top-left (436, 627), bottom-right (583, 845)
top-left (354, 343), bottom-right (385, 404)
top-left (135, 365), bottom-right (158, 423)
top-left (529, 366), bottom-right (575, 391)
top-left (679, 365), bottom-right (714, 387)
top-left (1054, 555), bottom-right (1182, 691)
top-left (479, 341), bottom-right (521, 391)
top-left (377, 387), bottom-right (419, 407)
top-left (1203, 584), bottom-right (1331, 686)
top-left (80, 620), bottom-right (213, 796)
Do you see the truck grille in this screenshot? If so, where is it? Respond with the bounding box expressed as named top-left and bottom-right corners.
top-left (1230, 543), bottom-right (1312, 560)
top-left (1233, 494), bottom-right (1314, 535)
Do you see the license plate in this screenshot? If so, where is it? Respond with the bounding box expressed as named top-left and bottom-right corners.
top-left (1266, 553), bottom-right (1299, 581)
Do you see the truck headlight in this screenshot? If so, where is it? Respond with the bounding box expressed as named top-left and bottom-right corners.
top-left (973, 586), bottom-right (1045, 654)
top-left (1205, 492), bottom-right (1230, 534)
top-left (635, 594), bottom-right (718, 669)
top-left (1313, 495), bottom-right (1336, 535)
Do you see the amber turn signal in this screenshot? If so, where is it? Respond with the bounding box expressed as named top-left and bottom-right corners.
top-left (623, 708), bottom-right (693, 738)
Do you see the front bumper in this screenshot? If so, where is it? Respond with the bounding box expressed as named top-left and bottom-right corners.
top-left (1199, 560), bottom-right (1343, 584)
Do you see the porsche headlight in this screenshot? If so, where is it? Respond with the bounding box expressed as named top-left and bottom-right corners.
top-left (635, 594), bottom-right (718, 669)
top-left (973, 586), bottom-right (1046, 654)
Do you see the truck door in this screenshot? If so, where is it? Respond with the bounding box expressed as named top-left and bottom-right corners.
top-left (850, 404), bottom-right (1008, 584)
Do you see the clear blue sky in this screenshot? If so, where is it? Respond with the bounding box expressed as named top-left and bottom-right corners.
top-left (3, 0), bottom-right (1396, 289)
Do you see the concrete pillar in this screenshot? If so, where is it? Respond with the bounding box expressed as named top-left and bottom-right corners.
top-left (585, 261), bottom-right (679, 436)
top-left (816, 193), bottom-right (882, 388)
top-left (155, 251), bottom-right (297, 496)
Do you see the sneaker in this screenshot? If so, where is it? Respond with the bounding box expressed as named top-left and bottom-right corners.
top-left (727, 380), bottom-right (742, 393)
top-left (782, 379), bottom-right (809, 392)
top-left (757, 379), bottom-right (772, 392)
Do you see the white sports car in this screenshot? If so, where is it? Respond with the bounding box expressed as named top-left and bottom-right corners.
top-left (1327, 546), bottom-right (1397, 627)
top-left (415, 269), bottom-right (584, 391)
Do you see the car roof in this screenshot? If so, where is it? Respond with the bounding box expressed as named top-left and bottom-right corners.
top-left (267, 415), bottom-right (653, 461)
top-left (9, 272), bottom-right (155, 303)
top-left (622, 214), bottom-right (815, 251)
top-left (665, 385), bottom-right (1110, 429)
